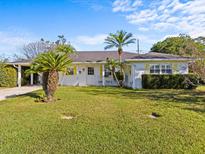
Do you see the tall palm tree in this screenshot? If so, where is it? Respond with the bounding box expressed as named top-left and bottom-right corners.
top-left (104, 30), bottom-right (136, 63)
top-left (104, 30), bottom-right (136, 86)
top-left (27, 50), bottom-right (73, 102)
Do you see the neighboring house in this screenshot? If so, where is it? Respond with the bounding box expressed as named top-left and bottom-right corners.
top-left (9, 51), bottom-right (192, 89)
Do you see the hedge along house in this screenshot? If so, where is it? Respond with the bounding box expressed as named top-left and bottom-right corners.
top-left (9, 51), bottom-right (192, 89)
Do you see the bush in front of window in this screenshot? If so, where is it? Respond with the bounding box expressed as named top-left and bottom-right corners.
top-left (142, 74), bottom-right (199, 89)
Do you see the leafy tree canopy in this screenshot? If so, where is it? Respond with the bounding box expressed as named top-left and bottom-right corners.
top-left (194, 36), bottom-right (205, 45)
top-left (151, 34), bottom-right (205, 56)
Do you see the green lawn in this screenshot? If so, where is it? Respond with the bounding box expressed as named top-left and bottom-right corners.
top-left (0, 86), bottom-right (205, 153)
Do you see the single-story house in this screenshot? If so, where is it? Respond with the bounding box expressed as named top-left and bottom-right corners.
top-left (9, 51), bottom-right (192, 89)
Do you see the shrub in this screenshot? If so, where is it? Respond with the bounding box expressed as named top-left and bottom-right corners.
top-left (114, 71), bottom-right (124, 81)
top-left (0, 64), bottom-right (17, 87)
top-left (142, 74), bottom-right (199, 89)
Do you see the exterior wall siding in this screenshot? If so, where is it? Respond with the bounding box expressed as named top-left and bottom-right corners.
top-left (59, 64), bottom-right (117, 87)
top-left (131, 61), bottom-right (190, 89)
top-left (59, 61), bottom-right (189, 89)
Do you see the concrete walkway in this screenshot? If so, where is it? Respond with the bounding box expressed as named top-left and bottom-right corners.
top-left (0, 86), bottom-right (42, 101)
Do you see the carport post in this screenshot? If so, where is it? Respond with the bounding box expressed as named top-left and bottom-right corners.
top-left (17, 65), bottom-right (21, 87)
top-left (131, 65), bottom-right (135, 89)
top-left (30, 74), bottom-right (34, 85)
top-left (102, 64), bottom-right (105, 86)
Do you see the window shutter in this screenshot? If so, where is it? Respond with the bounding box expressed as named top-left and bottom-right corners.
top-left (73, 66), bottom-right (77, 75)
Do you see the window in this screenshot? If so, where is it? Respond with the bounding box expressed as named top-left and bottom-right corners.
top-left (104, 68), bottom-right (111, 77)
top-left (150, 64), bottom-right (160, 74)
top-left (161, 64), bottom-right (172, 74)
top-left (150, 64), bottom-right (172, 74)
top-left (88, 67), bottom-right (94, 75)
top-left (67, 68), bottom-right (74, 75)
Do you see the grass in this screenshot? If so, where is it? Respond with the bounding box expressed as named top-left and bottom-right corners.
top-left (0, 86), bottom-right (205, 153)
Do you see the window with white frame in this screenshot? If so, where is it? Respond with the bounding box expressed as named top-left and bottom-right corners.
top-left (150, 64), bottom-right (160, 74)
top-left (88, 67), bottom-right (94, 75)
top-left (150, 64), bottom-right (172, 74)
top-left (161, 64), bottom-right (172, 74)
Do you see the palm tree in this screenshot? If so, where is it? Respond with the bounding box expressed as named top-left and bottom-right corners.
top-left (55, 44), bottom-right (76, 55)
top-left (104, 30), bottom-right (136, 63)
top-left (104, 30), bottom-right (136, 86)
top-left (27, 49), bottom-right (73, 102)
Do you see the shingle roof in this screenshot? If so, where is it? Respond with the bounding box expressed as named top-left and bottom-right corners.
top-left (70, 51), bottom-right (138, 62)
top-left (9, 51), bottom-right (192, 65)
top-left (127, 52), bottom-right (192, 60)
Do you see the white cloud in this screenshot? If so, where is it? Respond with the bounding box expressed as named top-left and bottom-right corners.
top-left (76, 34), bottom-right (107, 45)
top-left (126, 9), bottom-right (158, 24)
top-left (112, 0), bottom-right (142, 12)
top-left (113, 0), bottom-right (205, 37)
top-left (0, 32), bottom-right (28, 46)
top-left (138, 27), bottom-right (149, 32)
top-left (134, 34), bottom-right (156, 45)
top-left (0, 29), bottom-right (37, 56)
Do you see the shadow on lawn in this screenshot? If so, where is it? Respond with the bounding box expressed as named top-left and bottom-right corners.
top-left (11, 91), bottom-right (42, 101)
top-left (25, 92), bottom-right (42, 99)
top-left (184, 107), bottom-right (205, 113)
top-left (76, 87), bottom-right (205, 113)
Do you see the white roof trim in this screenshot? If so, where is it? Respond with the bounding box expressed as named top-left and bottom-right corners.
top-left (125, 58), bottom-right (192, 62)
top-left (8, 58), bottom-right (193, 66)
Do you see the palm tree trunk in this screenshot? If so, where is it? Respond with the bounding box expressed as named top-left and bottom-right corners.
top-left (121, 66), bottom-right (126, 87)
top-left (113, 71), bottom-right (121, 87)
top-left (42, 72), bottom-right (49, 96)
top-left (118, 48), bottom-right (125, 87)
top-left (118, 49), bottom-right (122, 64)
top-left (46, 70), bottom-right (59, 102)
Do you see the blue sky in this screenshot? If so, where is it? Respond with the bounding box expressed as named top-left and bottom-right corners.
top-left (0, 0), bottom-right (204, 57)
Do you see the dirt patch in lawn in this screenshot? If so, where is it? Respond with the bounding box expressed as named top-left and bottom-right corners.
top-left (61, 113), bottom-right (77, 120)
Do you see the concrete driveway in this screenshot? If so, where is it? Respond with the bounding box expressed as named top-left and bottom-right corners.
top-left (0, 86), bottom-right (42, 101)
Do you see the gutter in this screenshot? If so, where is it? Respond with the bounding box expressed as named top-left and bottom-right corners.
top-left (125, 58), bottom-right (194, 62)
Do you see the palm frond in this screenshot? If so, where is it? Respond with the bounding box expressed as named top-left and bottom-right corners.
top-left (26, 51), bottom-right (72, 76)
top-left (104, 30), bottom-right (136, 51)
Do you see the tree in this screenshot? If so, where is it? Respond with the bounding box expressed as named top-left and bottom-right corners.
top-left (20, 39), bottom-right (55, 60)
top-left (15, 35), bottom-right (69, 61)
top-left (190, 50), bottom-right (205, 84)
top-left (104, 30), bottom-right (136, 86)
top-left (194, 36), bottom-right (205, 45)
top-left (27, 44), bottom-right (75, 102)
top-left (105, 58), bottom-right (121, 87)
top-left (104, 30), bottom-right (136, 63)
top-left (55, 44), bottom-right (76, 55)
top-left (151, 34), bottom-right (205, 56)
top-left (55, 35), bottom-right (67, 45)
top-left (0, 55), bottom-right (9, 63)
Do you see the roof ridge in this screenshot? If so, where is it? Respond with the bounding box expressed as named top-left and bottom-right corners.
top-left (76, 51), bottom-right (138, 54)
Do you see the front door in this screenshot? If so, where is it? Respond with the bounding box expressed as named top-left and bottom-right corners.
top-left (78, 67), bottom-right (87, 86)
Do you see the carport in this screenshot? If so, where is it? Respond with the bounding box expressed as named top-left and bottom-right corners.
top-left (8, 60), bottom-right (41, 87)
